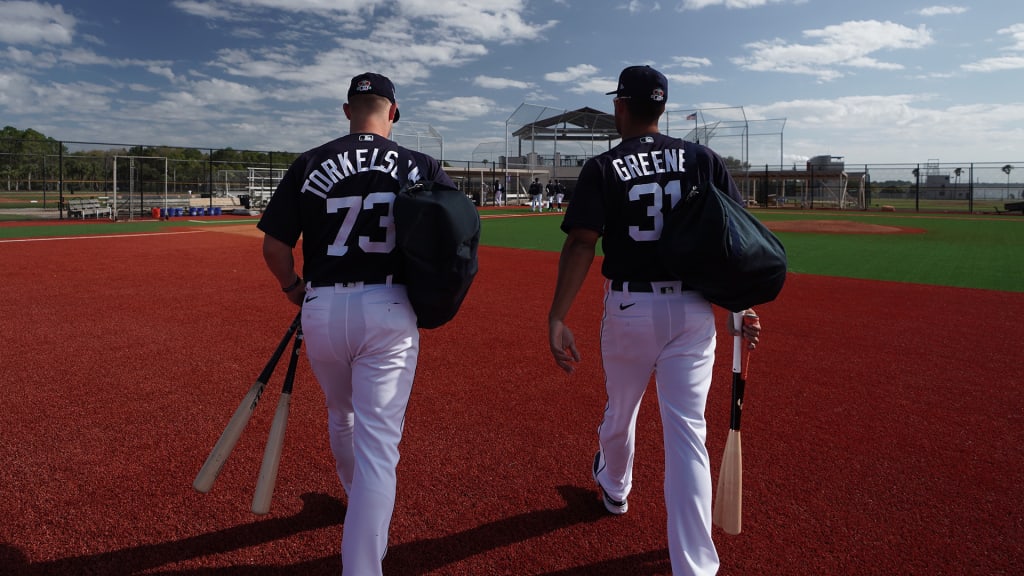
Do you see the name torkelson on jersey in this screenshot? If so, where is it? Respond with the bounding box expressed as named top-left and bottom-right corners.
top-left (258, 133), bottom-right (452, 286)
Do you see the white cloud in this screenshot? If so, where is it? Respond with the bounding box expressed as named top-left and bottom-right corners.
top-left (396, 0), bottom-right (557, 42)
top-left (172, 0), bottom-right (239, 21)
top-left (172, 0), bottom-right (378, 22)
top-left (672, 56), bottom-right (712, 68)
top-left (422, 95), bottom-right (495, 121)
top-left (622, 1), bottom-right (661, 13)
top-left (0, 74), bottom-right (114, 116)
top-left (4, 46), bottom-right (56, 67)
top-left (666, 72), bottom-right (719, 85)
top-left (997, 23), bottom-right (1024, 51)
top-left (174, 0), bottom-right (557, 42)
top-left (961, 55), bottom-right (1024, 72)
top-left (917, 6), bottom-right (968, 17)
top-left (474, 75), bottom-right (535, 90)
top-left (746, 95), bottom-right (1024, 163)
top-left (677, 0), bottom-right (790, 9)
top-left (190, 77), bottom-right (265, 103)
top-left (544, 64), bottom-right (599, 83)
top-left (56, 48), bottom-right (177, 81)
top-left (733, 20), bottom-right (933, 81)
top-left (0, 1), bottom-right (75, 45)
top-left (961, 24), bottom-right (1024, 72)
top-left (562, 77), bottom-right (616, 95)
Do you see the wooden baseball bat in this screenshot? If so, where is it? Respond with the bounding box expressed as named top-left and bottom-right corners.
top-left (251, 327), bottom-right (303, 515)
top-left (713, 312), bottom-right (746, 535)
top-left (193, 312), bottom-right (301, 494)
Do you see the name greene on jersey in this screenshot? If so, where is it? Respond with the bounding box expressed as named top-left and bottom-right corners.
top-left (611, 147), bottom-right (686, 182)
top-left (300, 146), bottom-right (415, 198)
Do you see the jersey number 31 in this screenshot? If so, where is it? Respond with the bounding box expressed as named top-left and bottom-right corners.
top-left (629, 180), bottom-right (682, 242)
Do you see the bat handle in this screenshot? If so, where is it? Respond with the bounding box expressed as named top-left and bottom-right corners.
top-left (731, 312), bottom-right (743, 373)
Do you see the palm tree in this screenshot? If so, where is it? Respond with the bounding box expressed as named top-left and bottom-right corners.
top-left (1003, 164), bottom-right (1014, 199)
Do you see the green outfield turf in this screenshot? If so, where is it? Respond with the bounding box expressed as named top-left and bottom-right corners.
top-left (2, 209), bottom-right (1021, 292)
top-left (479, 210), bottom-right (1024, 292)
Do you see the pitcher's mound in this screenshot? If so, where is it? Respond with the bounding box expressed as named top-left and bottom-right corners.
top-left (765, 220), bottom-right (923, 234)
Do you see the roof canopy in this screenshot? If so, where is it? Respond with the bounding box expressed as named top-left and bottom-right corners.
top-left (511, 106), bottom-right (618, 142)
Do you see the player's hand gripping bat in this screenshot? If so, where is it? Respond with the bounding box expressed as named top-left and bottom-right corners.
top-left (713, 311), bottom-right (747, 535)
top-left (251, 326), bottom-right (303, 514)
top-left (193, 312), bottom-right (301, 493)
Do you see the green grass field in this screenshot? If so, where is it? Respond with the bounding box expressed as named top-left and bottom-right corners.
top-left (2, 208), bottom-right (1021, 292)
top-left (481, 209), bottom-right (1024, 292)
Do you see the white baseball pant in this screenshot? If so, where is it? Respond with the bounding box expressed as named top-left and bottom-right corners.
top-left (596, 281), bottom-right (719, 576)
top-left (301, 281), bottom-right (419, 576)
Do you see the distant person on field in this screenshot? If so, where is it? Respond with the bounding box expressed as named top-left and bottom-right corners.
top-left (553, 180), bottom-right (565, 212)
top-left (529, 177), bottom-right (544, 212)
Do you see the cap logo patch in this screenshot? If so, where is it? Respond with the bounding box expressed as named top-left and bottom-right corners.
top-left (651, 88), bottom-right (665, 102)
top-left (356, 80), bottom-right (372, 92)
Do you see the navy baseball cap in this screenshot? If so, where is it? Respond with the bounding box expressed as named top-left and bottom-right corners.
top-left (605, 65), bottom-right (668, 103)
top-left (348, 72), bottom-right (400, 122)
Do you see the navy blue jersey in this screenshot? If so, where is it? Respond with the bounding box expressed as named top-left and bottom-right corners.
top-left (561, 133), bottom-right (741, 282)
top-left (257, 133), bottom-right (454, 284)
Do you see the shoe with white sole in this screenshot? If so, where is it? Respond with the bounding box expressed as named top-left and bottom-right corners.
top-left (592, 451), bottom-right (627, 515)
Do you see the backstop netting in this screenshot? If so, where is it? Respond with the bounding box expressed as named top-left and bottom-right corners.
top-left (391, 121), bottom-right (444, 162)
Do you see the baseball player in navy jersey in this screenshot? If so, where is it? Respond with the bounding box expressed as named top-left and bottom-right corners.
top-left (258, 72), bottom-right (455, 576)
top-left (547, 65), bottom-right (761, 575)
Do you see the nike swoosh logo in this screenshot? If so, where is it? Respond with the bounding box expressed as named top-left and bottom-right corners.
top-left (304, 295), bottom-right (318, 303)
top-left (619, 302), bottom-right (636, 310)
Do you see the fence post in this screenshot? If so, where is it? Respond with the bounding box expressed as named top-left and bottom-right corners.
top-left (809, 164), bottom-right (815, 209)
top-left (863, 165), bottom-right (870, 210)
top-left (208, 149), bottom-right (214, 204)
top-left (914, 164), bottom-right (920, 212)
top-left (969, 163), bottom-right (974, 213)
top-left (59, 142), bottom-right (65, 220)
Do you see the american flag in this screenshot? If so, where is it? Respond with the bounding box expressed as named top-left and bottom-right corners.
top-left (686, 113), bottom-right (697, 121)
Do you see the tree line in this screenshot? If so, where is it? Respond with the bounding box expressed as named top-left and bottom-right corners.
top-left (1, 126), bottom-right (299, 194)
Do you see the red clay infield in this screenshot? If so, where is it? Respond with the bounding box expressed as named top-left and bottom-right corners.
top-left (0, 225), bottom-right (1021, 575)
top-left (764, 219), bottom-right (925, 234)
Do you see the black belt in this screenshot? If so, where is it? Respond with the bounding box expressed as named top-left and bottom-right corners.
top-left (310, 279), bottom-right (391, 287)
top-left (610, 280), bottom-right (684, 294)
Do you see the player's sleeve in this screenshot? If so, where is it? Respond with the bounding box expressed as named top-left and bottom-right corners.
top-left (256, 157), bottom-right (305, 247)
top-left (560, 159), bottom-right (604, 236)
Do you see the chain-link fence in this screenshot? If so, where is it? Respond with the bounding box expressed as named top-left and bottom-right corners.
top-left (1, 138), bottom-right (300, 219)
top-left (2, 138), bottom-right (1021, 218)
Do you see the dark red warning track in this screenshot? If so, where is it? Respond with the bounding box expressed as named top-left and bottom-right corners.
top-left (0, 228), bottom-right (1021, 575)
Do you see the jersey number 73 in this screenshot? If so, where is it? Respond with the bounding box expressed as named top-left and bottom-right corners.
top-left (326, 191), bottom-right (396, 256)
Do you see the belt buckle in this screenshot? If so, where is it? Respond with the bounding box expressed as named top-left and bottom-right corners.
top-left (339, 281), bottom-right (363, 289)
top-left (659, 286), bottom-right (675, 295)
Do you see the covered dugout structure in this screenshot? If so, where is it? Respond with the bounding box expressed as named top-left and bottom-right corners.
top-left (470, 103), bottom-right (786, 206)
top-left (472, 104), bottom-right (620, 203)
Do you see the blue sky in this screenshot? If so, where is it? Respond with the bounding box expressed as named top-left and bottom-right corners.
top-left (1, 0), bottom-right (1021, 166)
